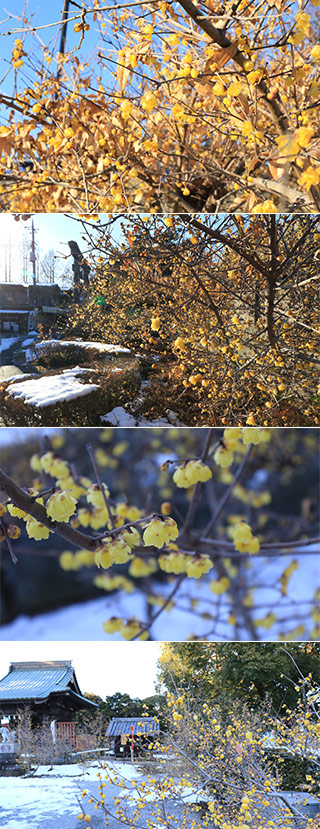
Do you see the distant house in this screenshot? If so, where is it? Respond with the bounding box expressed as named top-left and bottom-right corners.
top-left (106, 716), bottom-right (160, 757)
top-left (0, 661), bottom-right (97, 729)
top-left (0, 283), bottom-right (69, 334)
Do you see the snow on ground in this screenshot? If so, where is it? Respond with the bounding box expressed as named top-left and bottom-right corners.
top-left (21, 333), bottom-right (39, 347)
top-left (0, 593), bottom-right (147, 642)
top-left (6, 367), bottom-right (99, 407)
top-left (0, 548), bottom-right (317, 642)
top-left (0, 761), bottom-right (147, 829)
top-left (0, 337), bottom-right (21, 354)
top-left (101, 405), bottom-right (184, 427)
top-left (3, 373), bottom-right (36, 383)
top-left (24, 340), bottom-right (131, 359)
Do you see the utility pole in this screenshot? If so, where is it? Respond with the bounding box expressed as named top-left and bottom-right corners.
top-left (57, 0), bottom-right (70, 81)
top-left (30, 219), bottom-right (37, 308)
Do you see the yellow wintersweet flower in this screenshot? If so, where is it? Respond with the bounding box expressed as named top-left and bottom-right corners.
top-left (46, 490), bottom-right (77, 523)
top-left (103, 617), bottom-right (123, 633)
top-left (120, 99), bottom-right (133, 120)
top-left (89, 507), bottom-right (109, 530)
top-left (30, 454), bottom-right (42, 472)
top-left (140, 91), bottom-right (157, 113)
top-left (40, 451), bottom-right (56, 473)
top-left (7, 503), bottom-right (26, 519)
top-left (48, 458), bottom-right (70, 479)
top-left (95, 547), bottom-right (113, 569)
top-left (298, 166), bottom-right (320, 191)
top-left (296, 125), bottom-right (314, 148)
top-left (210, 577), bottom-right (230, 594)
top-left (186, 555), bottom-right (213, 579)
top-left (223, 427), bottom-right (242, 451)
top-left (77, 508), bottom-right (92, 527)
top-left (213, 446), bottom-right (234, 468)
top-left (151, 317), bottom-right (161, 331)
top-left (86, 482), bottom-right (110, 508)
top-left (158, 552), bottom-right (188, 574)
top-left (100, 536), bottom-right (132, 564)
top-left (241, 427), bottom-right (269, 445)
top-left (120, 618), bottom-right (147, 640)
top-left (128, 556), bottom-right (158, 577)
top-left (143, 517), bottom-right (179, 548)
top-left (7, 524), bottom-right (21, 539)
top-left (167, 33), bottom-right (179, 48)
top-left (174, 337), bottom-right (187, 350)
top-left (59, 551), bottom-right (78, 570)
top-left (173, 459), bottom-right (212, 488)
top-left (119, 527), bottom-right (141, 548)
top-left (25, 516), bottom-right (51, 540)
top-left (116, 503), bottom-right (141, 521)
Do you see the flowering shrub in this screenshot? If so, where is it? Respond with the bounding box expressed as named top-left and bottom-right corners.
top-left (1, 1), bottom-right (320, 212)
top-left (0, 427), bottom-right (319, 640)
top-left (77, 650), bottom-right (320, 829)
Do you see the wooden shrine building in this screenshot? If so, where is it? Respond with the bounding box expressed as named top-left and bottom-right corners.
top-left (106, 716), bottom-right (160, 757)
top-left (0, 661), bottom-right (97, 726)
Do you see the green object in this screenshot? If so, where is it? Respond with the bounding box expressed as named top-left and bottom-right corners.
top-left (94, 296), bottom-right (106, 307)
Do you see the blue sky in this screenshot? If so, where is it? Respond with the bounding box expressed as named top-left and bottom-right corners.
top-left (0, 641), bottom-right (161, 699)
top-left (0, 1), bottom-right (106, 96)
top-left (0, 214), bottom-right (125, 283)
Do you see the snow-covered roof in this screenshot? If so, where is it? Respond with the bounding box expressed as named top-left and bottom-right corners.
top-left (106, 717), bottom-right (160, 737)
top-left (6, 367), bottom-right (99, 407)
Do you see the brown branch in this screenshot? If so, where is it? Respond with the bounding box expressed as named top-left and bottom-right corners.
top-left (179, 216), bottom-right (270, 277)
top-left (0, 469), bottom-right (100, 553)
top-left (176, 0), bottom-right (289, 133)
top-left (203, 444), bottom-right (254, 538)
top-left (266, 214), bottom-right (278, 348)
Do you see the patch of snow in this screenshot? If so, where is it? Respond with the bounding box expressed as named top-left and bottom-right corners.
top-left (179, 786), bottom-right (209, 804)
top-left (0, 592), bottom-right (148, 642)
top-left (101, 405), bottom-right (184, 427)
top-left (0, 549), bottom-right (317, 642)
top-left (101, 407), bottom-right (138, 427)
top-left (22, 336), bottom-right (38, 347)
top-left (4, 373), bottom-right (36, 383)
top-left (25, 339), bottom-right (131, 359)
top-left (6, 367), bottom-right (99, 408)
top-left (0, 337), bottom-right (21, 354)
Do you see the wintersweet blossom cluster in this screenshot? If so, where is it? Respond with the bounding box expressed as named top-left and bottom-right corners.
top-left (93, 573), bottom-right (134, 593)
top-left (59, 549), bottom-right (95, 570)
top-left (95, 536), bottom-right (133, 569)
top-left (142, 517), bottom-right (179, 549)
top-left (103, 616), bottom-right (148, 640)
top-left (32, 451), bottom-right (70, 480)
top-left (173, 459), bottom-right (212, 488)
top-left (128, 557), bottom-right (158, 577)
top-left (214, 427), bottom-right (271, 469)
top-left (230, 521), bottom-right (260, 554)
top-left (10, 489), bottom-right (52, 541)
top-left (159, 552), bottom-right (213, 578)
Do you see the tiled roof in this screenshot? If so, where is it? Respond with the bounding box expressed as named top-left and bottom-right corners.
top-left (106, 717), bottom-right (160, 737)
top-left (0, 661), bottom-right (82, 702)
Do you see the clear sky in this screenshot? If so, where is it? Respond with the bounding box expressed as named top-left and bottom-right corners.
top-left (0, 1), bottom-right (108, 98)
top-left (0, 641), bottom-right (162, 700)
top-left (0, 214), bottom-right (124, 283)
